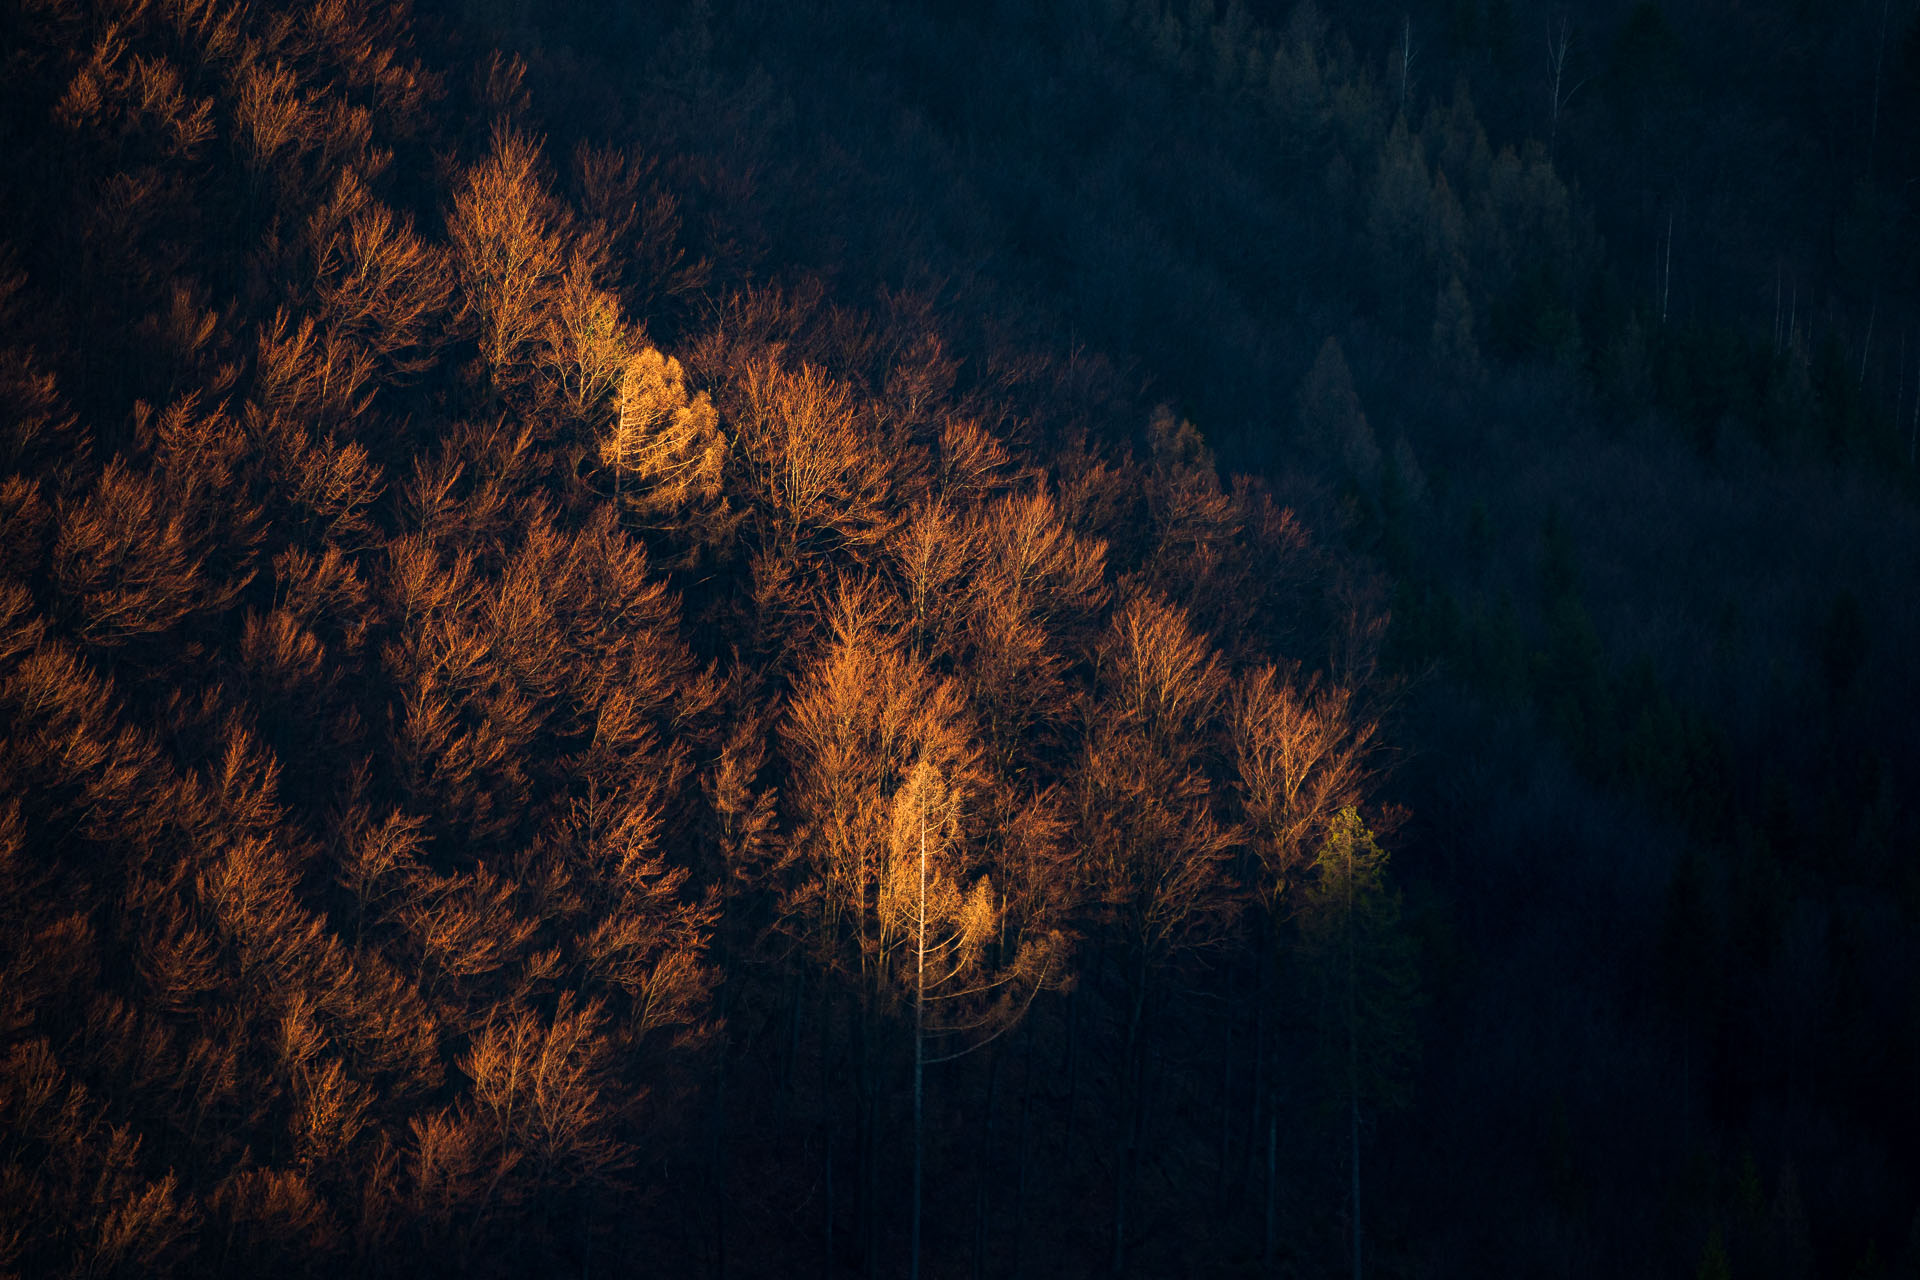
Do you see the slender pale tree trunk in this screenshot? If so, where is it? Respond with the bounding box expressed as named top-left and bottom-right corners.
top-left (1907, 335), bottom-right (1918, 467)
top-left (1894, 329), bottom-right (1907, 462)
top-left (709, 1042), bottom-right (731, 1280)
top-left (613, 376), bottom-right (627, 518)
top-left (1111, 956), bottom-right (1150, 1277)
top-left (1216, 965), bottom-right (1236, 1197)
top-left (1869, 0), bottom-right (1890, 175)
top-left (821, 982), bottom-right (837, 1280)
top-left (1060, 977), bottom-right (1082, 1171)
top-left (1249, 965), bottom-right (1267, 1193)
top-left (972, 1044), bottom-right (1001, 1280)
top-left (1255, 928), bottom-right (1277, 1268)
top-left (1660, 212), bottom-right (1674, 327)
top-left (1397, 16), bottom-right (1415, 116)
top-left (1009, 1015), bottom-right (1037, 1278)
top-left (1859, 298), bottom-right (1876, 391)
top-left (1545, 16), bottom-right (1585, 166)
top-left (1774, 264), bottom-right (1783, 355)
top-left (1346, 836), bottom-right (1362, 1280)
top-left (912, 810), bottom-right (927, 1280)
top-left (1349, 1029), bottom-right (1361, 1280)
top-left (785, 967), bottom-right (805, 1105)
top-left (862, 1021), bottom-right (881, 1280)
top-left (705, 930), bottom-right (741, 1280)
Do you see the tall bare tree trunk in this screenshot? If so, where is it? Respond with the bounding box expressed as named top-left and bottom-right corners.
top-left (912, 811), bottom-right (927, 1280)
top-left (785, 968), bottom-right (805, 1104)
top-left (1009, 1015), bottom-right (1037, 1278)
top-left (1894, 329), bottom-right (1907, 462)
top-left (1264, 1107), bottom-right (1279, 1270)
top-left (1347, 836), bottom-right (1363, 1280)
top-left (1061, 975), bottom-right (1082, 1172)
top-left (1111, 956), bottom-right (1150, 1277)
top-left (709, 1042), bottom-right (731, 1280)
top-left (1660, 212), bottom-right (1674, 327)
top-left (1908, 333), bottom-right (1919, 466)
top-left (1545, 15), bottom-right (1586, 166)
top-left (1216, 965), bottom-right (1236, 1197)
top-left (1869, 0), bottom-right (1891, 176)
top-left (1859, 298), bottom-right (1877, 391)
top-left (1774, 264), bottom-right (1783, 355)
top-left (1259, 928), bottom-right (1281, 1269)
top-left (861, 1015), bottom-right (881, 1280)
top-left (972, 1043), bottom-right (1001, 1280)
top-left (1396, 16), bottom-right (1416, 116)
top-left (821, 982), bottom-right (837, 1280)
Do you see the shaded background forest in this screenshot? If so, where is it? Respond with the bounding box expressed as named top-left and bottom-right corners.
top-left (1, 0), bottom-right (1916, 1276)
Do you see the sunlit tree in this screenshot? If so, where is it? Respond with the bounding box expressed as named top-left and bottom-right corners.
top-left (1295, 808), bottom-right (1418, 1280)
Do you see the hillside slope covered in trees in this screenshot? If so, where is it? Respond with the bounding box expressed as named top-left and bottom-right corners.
top-left (1, 0), bottom-right (1916, 1277)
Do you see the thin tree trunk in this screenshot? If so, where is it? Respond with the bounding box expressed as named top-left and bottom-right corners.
top-left (1246, 932), bottom-right (1271, 1194)
top-left (1110, 1064), bottom-right (1137, 1276)
top-left (1681, 1040), bottom-right (1691, 1153)
top-left (1263, 1106), bottom-right (1278, 1271)
top-left (861, 1010), bottom-right (881, 1280)
top-left (1347, 840), bottom-right (1362, 1280)
top-left (1009, 1013), bottom-right (1038, 1279)
top-left (1397, 16), bottom-right (1414, 116)
top-left (913, 811), bottom-right (927, 1280)
top-left (1773, 264), bottom-right (1783, 355)
top-left (1546, 16), bottom-right (1577, 166)
top-left (1660, 212), bottom-right (1674, 327)
top-left (1061, 979), bottom-right (1082, 1172)
top-left (785, 967), bottom-right (806, 1104)
top-left (1908, 336), bottom-right (1919, 466)
top-left (822, 983), bottom-right (837, 1279)
top-left (972, 1043), bottom-right (1002, 1280)
top-left (1869, 0), bottom-right (1890, 175)
top-left (705, 925), bottom-right (740, 1280)
top-left (1350, 1069), bottom-right (1362, 1280)
top-left (710, 1050), bottom-right (730, 1280)
top-left (1860, 297), bottom-right (1877, 390)
top-left (1894, 329), bottom-right (1907, 463)
top-left (1351, 1043), bottom-right (1367, 1280)
top-left (1216, 965), bottom-right (1236, 1197)
top-left (1111, 960), bottom-right (1150, 1277)
top-left (1261, 929), bottom-right (1284, 1268)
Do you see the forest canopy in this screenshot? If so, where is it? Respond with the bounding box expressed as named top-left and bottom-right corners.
top-left (1, 0), bottom-right (1916, 1277)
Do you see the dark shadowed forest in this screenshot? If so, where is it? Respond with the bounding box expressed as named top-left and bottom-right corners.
top-left (1, 0), bottom-right (1916, 1275)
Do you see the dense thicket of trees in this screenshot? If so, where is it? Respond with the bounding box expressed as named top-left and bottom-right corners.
top-left (1, 0), bottom-right (1915, 1276)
